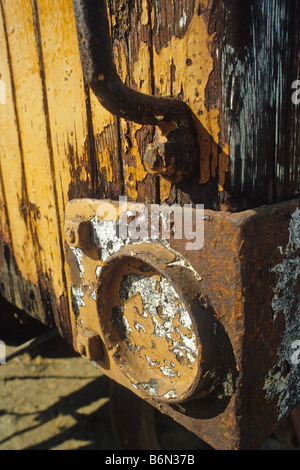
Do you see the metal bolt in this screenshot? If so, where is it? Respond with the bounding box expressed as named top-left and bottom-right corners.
top-left (143, 123), bottom-right (198, 183)
top-left (76, 329), bottom-right (103, 361)
top-left (65, 218), bottom-right (92, 249)
top-left (66, 228), bottom-right (76, 244)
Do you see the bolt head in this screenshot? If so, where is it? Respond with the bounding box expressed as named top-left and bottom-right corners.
top-left (76, 329), bottom-right (103, 361)
top-left (66, 228), bottom-right (76, 244)
top-left (65, 218), bottom-right (92, 249)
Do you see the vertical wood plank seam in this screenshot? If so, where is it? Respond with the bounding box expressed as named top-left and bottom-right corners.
top-left (116, 116), bottom-right (125, 197)
top-left (147, 0), bottom-right (161, 204)
top-left (83, 79), bottom-right (100, 196)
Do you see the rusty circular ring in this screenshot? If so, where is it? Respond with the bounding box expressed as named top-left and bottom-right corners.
top-left (96, 243), bottom-right (218, 404)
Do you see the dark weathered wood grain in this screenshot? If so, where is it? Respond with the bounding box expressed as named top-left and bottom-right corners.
top-left (208, 0), bottom-right (300, 209)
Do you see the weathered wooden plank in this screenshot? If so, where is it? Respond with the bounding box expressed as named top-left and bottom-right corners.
top-left (33, 0), bottom-right (99, 337)
top-left (277, 0), bottom-right (300, 203)
top-left (149, 0), bottom-right (228, 207)
top-left (0, 0), bottom-right (45, 317)
top-left (208, 0), bottom-right (300, 209)
top-left (1, 0), bottom-right (68, 330)
top-left (148, 0), bottom-right (300, 209)
top-left (33, 0), bottom-right (98, 203)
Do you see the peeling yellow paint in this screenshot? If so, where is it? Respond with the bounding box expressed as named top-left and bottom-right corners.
top-left (37, 0), bottom-right (88, 218)
top-left (114, 41), bottom-right (128, 83)
top-left (152, 8), bottom-right (229, 187)
top-left (121, 122), bottom-right (147, 200)
top-left (90, 92), bottom-right (117, 185)
top-left (79, 166), bottom-right (88, 182)
top-left (153, 13), bottom-right (213, 116)
top-left (140, 0), bottom-right (149, 26)
top-left (3, 0), bottom-right (66, 294)
top-left (160, 178), bottom-right (172, 202)
top-left (99, 145), bottom-right (113, 182)
top-left (90, 92), bottom-right (115, 130)
top-left (102, 5), bottom-right (230, 200)
top-left (132, 41), bottom-right (152, 94)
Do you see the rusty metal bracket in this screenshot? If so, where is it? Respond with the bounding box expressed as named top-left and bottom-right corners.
top-left (72, 0), bottom-right (199, 183)
top-left (64, 197), bottom-right (300, 449)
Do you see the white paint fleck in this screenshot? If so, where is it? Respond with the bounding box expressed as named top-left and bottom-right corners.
top-left (71, 284), bottom-right (86, 322)
top-left (90, 289), bottom-right (96, 301)
top-left (70, 247), bottom-right (84, 277)
top-left (123, 316), bottom-right (132, 334)
top-left (145, 355), bottom-right (159, 367)
top-left (179, 11), bottom-right (187, 28)
top-left (91, 216), bottom-right (124, 261)
top-left (90, 361), bottom-right (101, 369)
top-left (160, 365), bottom-right (176, 377)
top-left (138, 379), bottom-right (159, 396)
top-left (134, 322), bottom-right (146, 333)
top-left (164, 250), bottom-right (202, 282)
top-left (95, 266), bottom-right (102, 277)
top-left (162, 389), bottom-right (178, 400)
top-left (271, 208), bottom-right (300, 322)
top-left (71, 284), bottom-right (85, 307)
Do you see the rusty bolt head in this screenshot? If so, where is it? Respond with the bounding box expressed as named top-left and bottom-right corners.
top-left (144, 144), bottom-right (168, 175)
top-left (66, 228), bottom-right (76, 244)
top-left (143, 124), bottom-right (198, 183)
top-left (65, 217), bottom-right (92, 249)
top-left (76, 329), bottom-right (103, 361)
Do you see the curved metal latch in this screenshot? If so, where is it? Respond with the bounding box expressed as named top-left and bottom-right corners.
top-left (73, 0), bottom-right (199, 183)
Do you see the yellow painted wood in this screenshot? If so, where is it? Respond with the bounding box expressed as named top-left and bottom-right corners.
top-left (35, 0), bottom-right (87, 218)
top-left (0, 3), bottom-right (38, 289)
top-left (1, 0), bottom-right (66, 319)
top-left (0, 176), bottom-right (9, 246)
